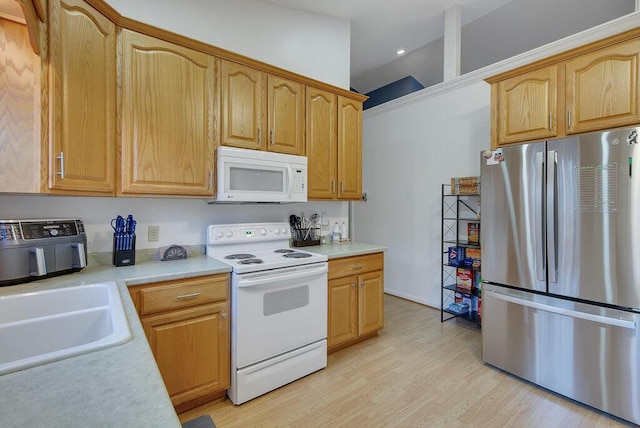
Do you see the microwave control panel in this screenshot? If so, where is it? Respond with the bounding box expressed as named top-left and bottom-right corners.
top-left (292, 168), bottom-right (306, 195)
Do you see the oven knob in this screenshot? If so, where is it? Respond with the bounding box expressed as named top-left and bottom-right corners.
top-left (225, 229), bottom-right (233, 238)
top-left (49, 229), bottom-right (59, 237)
top-left (280, 227), bottom-right (288, 234)
top-left (260, 228), bottom-right (267, 236)
top-left (274, 228), bottom-right (280, 234)
top-left (215, 229), bottom-right (223, 239)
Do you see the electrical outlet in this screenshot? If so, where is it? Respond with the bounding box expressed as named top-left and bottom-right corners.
top-left (148, 225), bottom-right (160, 242)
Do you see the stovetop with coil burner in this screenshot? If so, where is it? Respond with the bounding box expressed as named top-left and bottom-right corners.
top-left (206, 222), bottom-right (327, 274)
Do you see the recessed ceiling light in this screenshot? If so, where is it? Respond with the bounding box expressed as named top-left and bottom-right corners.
top-left (396, 49), bottom-right (405, 55)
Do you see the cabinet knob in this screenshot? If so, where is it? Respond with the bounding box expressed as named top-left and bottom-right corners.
top-left (352, 283), bottom-right (356, 288)
top-left (360, 281), bottom-right (365, 287)
top-left (221, 312), bottom-right (228, 319)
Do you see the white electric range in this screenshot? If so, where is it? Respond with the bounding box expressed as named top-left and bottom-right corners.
top-left (206, 222), bottom-right (328, 405)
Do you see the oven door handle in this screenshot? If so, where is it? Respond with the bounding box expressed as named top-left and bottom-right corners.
top-left (237, 264), bottom-right (327, 288)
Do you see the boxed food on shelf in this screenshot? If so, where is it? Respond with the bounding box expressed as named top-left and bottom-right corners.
top-left (451, 176), bottom-right (480, 195)
top-left (456, 268), bottom-right (473, 290)
top-left (475, 271), bottom-right (482, 291)
top-left (463, 296), bottom-right (473, 313)
top-left (468, 222), bottom-right (480, 244)
top-left (455, 291), bottom-right (463, 304)
top-left (447, 302), bottom-right (469, 315)
top-left (464, 247), bottom-right (482, 268)
top-left (448, 246), bottom-right (465, 266)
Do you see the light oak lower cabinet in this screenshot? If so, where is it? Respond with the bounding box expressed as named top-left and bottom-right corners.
top-left (129, 274), bottom-right (229, 413)
top-left (327, 253), bottom-right (384, 353)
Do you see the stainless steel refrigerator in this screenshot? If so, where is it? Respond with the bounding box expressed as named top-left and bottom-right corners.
top-left (480, 126), bottom-right (640, 425)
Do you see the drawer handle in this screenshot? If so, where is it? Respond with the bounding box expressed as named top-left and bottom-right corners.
top-left (352, 264), bottom-right (364, 270)
top-left (176, 292), bottom-right (201, 300)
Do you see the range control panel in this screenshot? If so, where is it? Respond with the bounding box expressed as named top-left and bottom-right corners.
top-left (0, 219), bottom-right (85, 241)
top-left (207, 222), bottom-right (291, 244)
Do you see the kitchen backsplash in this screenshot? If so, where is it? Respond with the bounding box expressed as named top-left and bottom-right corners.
top-left (0, 195), bottom-right (350, 253)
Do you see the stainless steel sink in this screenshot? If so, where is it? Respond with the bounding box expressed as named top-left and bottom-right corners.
top-left (0, 282), bottom-right (132, 375)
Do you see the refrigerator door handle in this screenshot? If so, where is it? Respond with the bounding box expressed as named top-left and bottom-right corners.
top-left (535, 152), bottom-right (545, 282)
top-left (486, 289), bottom-right (636, 330)
top-left (546, 150), bottom-right (558, 283)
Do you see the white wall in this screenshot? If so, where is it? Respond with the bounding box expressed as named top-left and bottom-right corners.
top-left (354, 81), bottom-right (490, 307)
top-left (354, 12), bottom-right (640, 308)
top-left (104, 0), bottom-right (351, 89)
top-left (0, 195), bottom-right (348, 254)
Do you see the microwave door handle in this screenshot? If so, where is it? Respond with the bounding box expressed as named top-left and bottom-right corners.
top-left (286, 164), bottom-right (293, 198)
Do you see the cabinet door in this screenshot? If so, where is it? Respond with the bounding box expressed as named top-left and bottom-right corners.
top-left (328, 276), bottom-right (358, 349)
top-left (358, 270), bottom-right (384, 336)
top-left (306, 87), bottom-right (337, 199)
top-left (48, 0), bottom-right (116, 193)
top-left (337, 96), bottom-right (362, 200)
top-left (495, 64), bottom-right (559, 146)
top-left (566, 38), bottom-right (640, 134)
top-left (120, 30), bottom-right (216, 196)
top-left (268, 75), bottom-right (305, 155)
top-left (221, 61), bottom-right (266, 150)
top-left (141, 302), bottom-right (230, 408)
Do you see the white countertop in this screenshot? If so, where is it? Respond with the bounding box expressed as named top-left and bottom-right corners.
top-left (0, 255), bottom-right (231, 428)
top-left (0, 243), bottom-right (383, 426)
top-left (303, 242), bottom-right (387, 259)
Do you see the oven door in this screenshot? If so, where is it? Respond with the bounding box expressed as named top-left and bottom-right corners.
top-left (232, 262), bottom-right (327, 369)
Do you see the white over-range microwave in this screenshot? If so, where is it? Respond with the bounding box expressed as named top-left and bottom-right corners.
top-left (214, 147), bottom-right (307, 203)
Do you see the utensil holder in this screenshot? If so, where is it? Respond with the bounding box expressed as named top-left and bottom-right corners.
top-left (112, 234), bottom-right (136, 267)
top-left (291, 227), bottom-right (320, 247)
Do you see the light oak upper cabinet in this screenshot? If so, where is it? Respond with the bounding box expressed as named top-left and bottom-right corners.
top-left (268, 75), bottom-right (305, 155)
top-left (47, 0), bottom-right (116, 193)
top-left (221, 61), bottom-right (267, 151)
top-left (221, 61), bottom-right (305, 155)
top-left (306, 87), bottom-right (337, 199)
top-left (327, 253), bottom-right (384, 353)
top-left (337, 96), bottom-right (363, 200)
top-left (495, 65), bottom-right (560, 145)
top-left (119, 29), bottom-right (216, 196)
top-left (129, 274), bottom-right (230, 413)
top-left (490, 36), bottom-right (640, 147)
top-left (566, 38), bottom-right (640, 134)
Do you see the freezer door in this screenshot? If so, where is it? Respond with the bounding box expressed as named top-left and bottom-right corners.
top-left (548, 127), bottom-right (640, 309)
top-left (483, 284), bottom-right (640, 425)
top-left (480, 142), bottom-right (546, 292)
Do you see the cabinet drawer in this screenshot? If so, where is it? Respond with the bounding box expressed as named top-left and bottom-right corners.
top-left (137, 274), bottom-right (229, 315)
top-left (328, 253), bottom-right (383, 280)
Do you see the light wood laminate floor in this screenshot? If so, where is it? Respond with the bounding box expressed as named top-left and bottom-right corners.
top-left (178, 295), bottom-right (633, 427)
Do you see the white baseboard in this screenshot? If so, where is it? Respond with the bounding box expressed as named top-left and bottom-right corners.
top-left (384, 288), bottom-right (440, 310)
